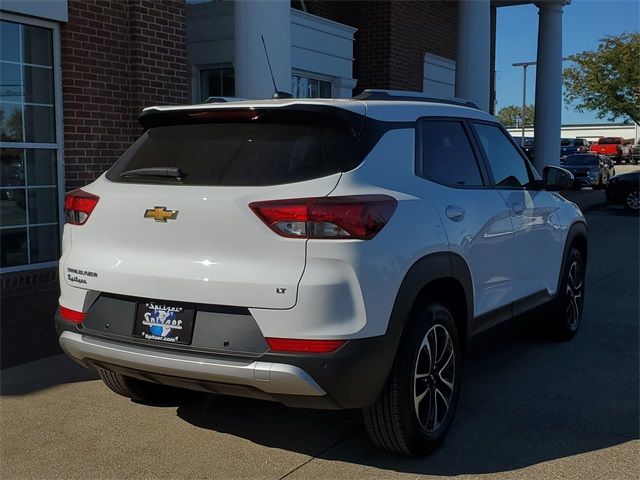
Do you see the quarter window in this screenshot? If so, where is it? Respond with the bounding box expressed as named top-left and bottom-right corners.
top-left (418, 120), bottom-right (484, 187)
top-left (0, 19), bottom-right (60, 269)
top-left (474, 123), bottom-right (532, 187)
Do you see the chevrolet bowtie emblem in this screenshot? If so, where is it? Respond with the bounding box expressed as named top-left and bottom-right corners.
top-left (144, 206), bottom-right (178, 222)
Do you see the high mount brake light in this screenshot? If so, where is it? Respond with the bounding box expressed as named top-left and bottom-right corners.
top-left (187, 109), bottom-right (262, 121)
top-left (64, 189), bottom-right (100, 225)
top-left (249, 195), bottom-right (398, 240)
top-left (266, 338), bottom-right (346, 353)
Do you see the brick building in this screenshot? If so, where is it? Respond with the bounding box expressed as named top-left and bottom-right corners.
top-left (0, 0), bottom-right (569, 291)
top-left (0, 0), bottom-right (187, 289)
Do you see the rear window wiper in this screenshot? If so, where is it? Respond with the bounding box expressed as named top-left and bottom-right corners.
top-left (120, 167), bottom-right (184, 181)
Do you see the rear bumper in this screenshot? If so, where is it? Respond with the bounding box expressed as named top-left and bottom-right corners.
top-left (59, 330), bottom-right (325, 397)
top-left (56, 311), bottom-right (399, 409)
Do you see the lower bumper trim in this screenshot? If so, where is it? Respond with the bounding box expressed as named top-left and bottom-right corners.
top-left (59, 331), bottom-right (326, 397)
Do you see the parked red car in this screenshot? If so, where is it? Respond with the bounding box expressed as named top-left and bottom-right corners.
top-left (590, 137), bottom-right (632, 164)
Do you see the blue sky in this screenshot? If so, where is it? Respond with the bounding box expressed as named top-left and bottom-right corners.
top-left (496, 0), bottom-right (639, 125)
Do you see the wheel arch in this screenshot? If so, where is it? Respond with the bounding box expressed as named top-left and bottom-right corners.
top-left (557, 221), bottom-right (588, 293)
top-left (386, 252), bottom-right (474, 349)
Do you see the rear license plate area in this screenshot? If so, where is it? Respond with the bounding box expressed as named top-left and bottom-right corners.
top-left (133, 301), bottom-right (195, 345)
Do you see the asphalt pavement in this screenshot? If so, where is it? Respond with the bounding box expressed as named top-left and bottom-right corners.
top-left (1, 198), bottom-right (638, 479)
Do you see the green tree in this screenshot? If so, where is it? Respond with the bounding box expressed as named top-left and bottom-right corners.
top-left (496, 104), bottom-right (535, 127)
top-left (563, 32), bottom-right (640, 124)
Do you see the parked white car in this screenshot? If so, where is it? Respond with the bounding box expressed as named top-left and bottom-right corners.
top-left (56, 90), bottom-right (587, 456)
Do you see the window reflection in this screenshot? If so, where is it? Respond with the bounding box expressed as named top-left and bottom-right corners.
top-left (0, 20), bottom-right (59, 268)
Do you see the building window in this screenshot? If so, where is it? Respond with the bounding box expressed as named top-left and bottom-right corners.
top-left (200, 67), bottom-right (235, 101)
top-left (291, 74), bottom-right (332, 98)
top-left (0, 19), bottom-right (61, 270)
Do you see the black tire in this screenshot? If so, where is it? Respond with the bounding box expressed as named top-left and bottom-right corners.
top-left (363, 301), bottom-right (461, 456)
top-left (98, 368), bottom-right (179, 403)
top-left (623, 190), bottom-right (640, 211)
top-left (546, 248), bottom-right (585, 341)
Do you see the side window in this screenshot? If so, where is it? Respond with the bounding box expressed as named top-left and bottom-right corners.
top-left (474, 123), bottom-right (532, 187)
top-left (418, 120), bottom-right (484, 187)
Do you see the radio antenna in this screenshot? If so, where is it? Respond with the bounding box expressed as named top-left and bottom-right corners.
top-left (261, 35), bottom-right (292, 99)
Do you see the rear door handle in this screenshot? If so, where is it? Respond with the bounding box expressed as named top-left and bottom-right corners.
top-left (511, 202), bottom-right (525, 215)
top-left (445, 206), bottom-right (465, 222)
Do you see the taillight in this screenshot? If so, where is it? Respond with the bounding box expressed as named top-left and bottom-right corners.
top-left (266, 338), bottom-right (346, 353)
top-left (59, 305), bottom-right (85, 323)
top-left (249, 195), bottom-right (398, 240)
top-left (64, 189), bottom-right (99, 225)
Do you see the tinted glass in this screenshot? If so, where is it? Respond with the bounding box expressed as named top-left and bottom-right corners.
top-left (29, 224), bottom-right (59, 263)
top-left (28, 187), bottom-right (58, 223)
top-left (108, 118), bottom-right (357, 186)
top-left (599, 138), bottom-right (621, 145)
top-left (565, 155), bottom-right (598, 166)
top-left (419, 121), bottom-right (483, 187)
top-left (0, 103), bottom-right (24, 142)
top-left (292, 75), bottom-right (332, 98)
top-left (0, 21), bottom-right (19, 62)
top-left (0, 62), bottom-right (21, 100)
top-left (474, 123), bottom-right (532, 187)
top-left (0, 227), bottom-right (27, 267)
top-left (1, 149), bottom-right (25, 187)
top-left (22, 25), bottom-right (52, 66)
top-left (24, 104), bottom-right (55, 142)
top-left (26, 149), bottom-right (57, 185)
top-left (200, 68), bottom-right (235, 100)
top-left (0, 20), bottom-right (59, 268)
top-left (24, 66), bottom-right (54, 104)
top-left (0, 189), bottom-right (26, 226)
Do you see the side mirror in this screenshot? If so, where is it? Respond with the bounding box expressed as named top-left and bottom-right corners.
top-left (543, 165), bottom-right (574, 191)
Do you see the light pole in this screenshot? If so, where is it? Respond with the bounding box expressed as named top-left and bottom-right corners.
top-left (512, 61), bottom-right (536, 146)
top-left (513, 58), bottom-right (570, 147)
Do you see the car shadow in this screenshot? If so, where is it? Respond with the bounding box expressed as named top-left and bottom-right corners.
top-left (0, 354), bottom-right (99, 396)
top-left (172, 312), bottom-right (638, 476)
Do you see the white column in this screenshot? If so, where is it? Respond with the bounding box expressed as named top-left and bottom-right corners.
top-left (455, 0), bottom-right (490, 111)
top-left (234, 0), bottom-right (292, 99)
top-left (533, 1), bottom-right (566, 170)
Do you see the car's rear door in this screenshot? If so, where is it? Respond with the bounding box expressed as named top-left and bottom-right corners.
top-left (416, 118), bottom-right (515, 324)
top-left (470, 121), bottom-right (566, 313)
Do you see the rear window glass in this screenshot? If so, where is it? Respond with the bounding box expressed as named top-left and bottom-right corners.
top-left (598, 138), bottom-right (621, 145)
top-left (107, 111), bottom-right (359, 186)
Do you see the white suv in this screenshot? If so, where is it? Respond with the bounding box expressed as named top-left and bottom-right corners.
top-left (56, 90), bottom-right (587, 456)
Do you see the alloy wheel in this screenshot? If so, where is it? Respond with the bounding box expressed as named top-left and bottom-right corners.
top-left (625, 191), bottom-right (639, 210)
top-left (414, 324), bottom-right (455, 432)
top-left (565, 260), bottom-right (583, 329)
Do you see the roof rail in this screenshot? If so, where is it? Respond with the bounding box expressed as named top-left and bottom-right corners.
top-left (353, 89), bottom-right (479, 109)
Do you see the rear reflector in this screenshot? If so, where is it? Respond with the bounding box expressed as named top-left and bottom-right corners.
top-left (250, 195), bottom-right (397, 240)
top-left (64, 189), bottom-right (100, 225)
top-left (266, 338), bottom-right (346, 353)
top-left (59, 306), bottom-right (85, 323)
